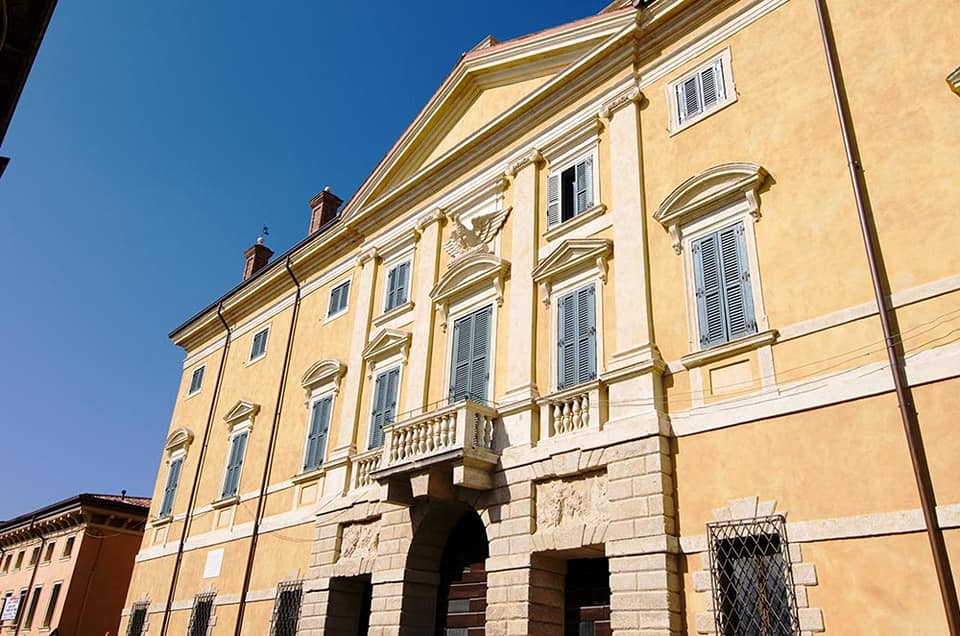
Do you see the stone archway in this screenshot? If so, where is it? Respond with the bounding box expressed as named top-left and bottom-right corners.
top-left (398, 501), bottom-right (489, 635)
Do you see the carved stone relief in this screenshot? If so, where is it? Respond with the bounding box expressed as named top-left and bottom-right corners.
top-left (337, 519), bottom-right (380, 561)
top-left (535, 471), bottom-right (608, 530)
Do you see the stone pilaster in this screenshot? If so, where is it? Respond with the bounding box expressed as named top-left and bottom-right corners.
top-left (404, 210), bottom-right (445, 408)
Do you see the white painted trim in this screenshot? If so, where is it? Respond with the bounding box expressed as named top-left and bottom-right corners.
top-left (665, 46), bottom-right (737, 135)
top-left (182, 337), bottom-right (226, 371)
top-left (323, 277), bottom-right (352, 322)
top-left (246, 324), bottom-right (271, 365)
top-left (186, 363), bottom-right (206, 398)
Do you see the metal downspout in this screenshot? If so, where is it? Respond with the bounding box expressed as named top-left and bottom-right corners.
top-left (159, 303), bottom-right (232, 635)
top-left (813, 1), bottom-right (960, 632)
top-left (233, 257), bottom-right (302, 635)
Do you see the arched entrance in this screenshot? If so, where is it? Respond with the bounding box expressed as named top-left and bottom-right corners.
top-left (398, 501), bottom-right (488, 635)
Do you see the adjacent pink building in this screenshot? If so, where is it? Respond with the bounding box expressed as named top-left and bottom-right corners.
top-left (0, 494), bottom-right (149, 636)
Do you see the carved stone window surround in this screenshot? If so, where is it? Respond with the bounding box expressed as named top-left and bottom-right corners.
top-left (223, 400), bottom-right (260, 435)
top-left (300, 359), bottom-right (347, 402)
top-left (542, 203), bottom-right (607, 243)
top-left (532, 238), bottom-right (612, 307)
top-left (371, 300), bottom-right (415, 328)
top-left (680, 328), bottom-right (778, 369)
top-left (430, 251), bottom-right (510, 333)
top-left (362, 329), bottom-right (411, 380)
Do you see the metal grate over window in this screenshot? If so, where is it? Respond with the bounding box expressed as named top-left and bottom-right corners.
top-left (126, 601), bottom-right (149, 636)
top-left (187, 592), bottom-right (216, 636)
top-left (270, 580), bottom-right (303, 636)
top-left (707, 515), bottom-right (799, 636)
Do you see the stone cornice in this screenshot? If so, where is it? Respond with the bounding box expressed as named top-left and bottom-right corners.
top-left (948, 66), bottom-right (960, 95)
top-left (599, 84), bottom-right (643, 118)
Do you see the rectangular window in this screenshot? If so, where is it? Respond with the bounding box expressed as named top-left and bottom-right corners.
top-left (188, 365), bottom-right (205, 395)
top-left (303, 396), bottom-right (332, 472)
top-left (676, 57), bottom-right (726, 124)
top-left (159, 456), bottom-right (184, 517)
top-left (384, 261), bottom-right (411, 311)
top-left (557, 285), bottom-right (597, 390)
top-left (41, 581), bottom-right (61, 628)
top-left (269, 581), bottom-right (303, 636)
top-left (0, 592), bottom-right (10, 624)
top-left (13, 552), bottom-right (23, 570)
top-left (62, 537), bottom-right (75, 559)
top-left (127, 601), bottom-right (149, 636)
top-left (42, 542), bottom-right (55, 564)
top-left (448, 305), bottom-right (492, 403)
top-left (327, 280), bottom-right (350, 317)
top-left (369, 368), bottom-right (400, 449)
top-left (2, 554), bottom-right (10, 572)
top-left (221, 431), bottom-right (249, 498)
top-left (187, 592), bottom-right (215, 636)
top-left (28, 548), bottom-right (38, 566)
top-left (23, 586), bottom-right (41, 629)
top-left (250, 327), bottom-right (269, 361)
top-left (692, 222), bottom-right (757, 349)
top-left (547, 155), bottom-right (594, 228)
top-left (708, 516), bottom-right (798, 635)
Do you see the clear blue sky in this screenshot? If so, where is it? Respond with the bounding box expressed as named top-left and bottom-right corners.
top-left (0, 0), bottom-right (610, 518)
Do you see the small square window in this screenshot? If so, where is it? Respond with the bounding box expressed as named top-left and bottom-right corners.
top-left (384, 262), bottom-right (411, 312)
top-left (127, 601), bottom-right (149, 636)
top-left (327, 280), bottom-right (350, 318)
top-left (668, 48), bottom-right (736, 133)
top-left (547, 155), bottom-right (595, 228)
top-left (61, 536), bottom-right (75, 559)
top-left (249, 327), bottom-right (269, 361)
top-left (188, 365), bottom-right (205, 395)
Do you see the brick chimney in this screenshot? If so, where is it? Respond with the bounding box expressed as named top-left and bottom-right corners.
top-left (309, 186), bottom-right (343, 234)
top-left (243, 237), bottom-right (273, 281)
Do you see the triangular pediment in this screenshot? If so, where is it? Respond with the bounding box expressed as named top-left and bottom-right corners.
top-left (532, 238), bottom-right (613, 284)
top-left (362, 329), bottom-right (411, 362)
top-left (223, 400), bottom-right (260, 426)
top-left (343, 9), bottom-right (636, 219)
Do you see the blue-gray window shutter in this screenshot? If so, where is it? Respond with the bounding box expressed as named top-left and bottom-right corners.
top-left (303, 396), bottom-right (332, 471)
top-left (693, 223), bottom-right (756, 348)
top-left (576, 285), bottom-right (597, 384)
top-left (575, 156), bottom-right (594, 214)
top-left (160, 457), bottom-right (182, 517)
top-left (369, 368), bottom-right (399, 449)
top-left (680, 75), bottom-right (701, 121)
top-left (222, 431), bottom-right (248, 498)
top-left (448, 306), bottom-right (492, 403)
top-left (546, 173), bottom-right (561, 227)
top-left (558, 292), bottom-right (577, 389)
top-left (700, 60), bottom-right (721, 110)
top-left (385, 266), bottom-right (397, 310)
top-left (396, 262), bottom-right (409, 305)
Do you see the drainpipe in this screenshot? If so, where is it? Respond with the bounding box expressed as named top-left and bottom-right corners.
top-left (814, 1), bottom-right (960, 633)
top-left (233, 257), bottom-right (302, 635)
top-left (71, 525), bottom-right (104, 634)
top-left (159, 303), bottom-right (233, 635)
top-left (14, 520), bottom-right (46, 636)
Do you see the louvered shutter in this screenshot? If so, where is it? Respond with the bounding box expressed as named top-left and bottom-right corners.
top-left (384, 368), bottom-right (399, 425)
top-left (557, 292), bottom-right (577, 389)
top-left (160, 457), bottom-right (182, 516)
top-left (546, 173), bottom-right (561, 227)
top-left (385, 266), bottom-right (397, 310)
top-left (303, 397), bottom-right (332, 471)
top-left (222, 431), bottom-right (248, 497)
top-left (718, 223), bottom-right (757, 340)
top-left (576, 286), bottom-right (597, 383)
top-left (700, 60), bottom-right (723, 110)
top-left (693, 232), bottom-right (726, 348)
top-left (469, 306), bottom-right (491, 401)
top-left (575, 157), bottom-right (594, 215)
top-left (396, 262), bottom-right (409, 306)
top-left (680, 75), bottom-right (701, 122)
top-left (449, 314), bottom-right (473, 402)
top-left (369, 373), bottom-right (387, 448)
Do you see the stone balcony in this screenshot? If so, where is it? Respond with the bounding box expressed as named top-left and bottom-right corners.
top-left (370, 399), bottom-right (500, 501)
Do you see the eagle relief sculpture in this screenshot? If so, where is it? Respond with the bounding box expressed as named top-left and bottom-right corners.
top-left (442, 207), bottom-right (511, 262)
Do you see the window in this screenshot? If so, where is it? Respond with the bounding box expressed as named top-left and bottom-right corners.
top-left (13, 552), bottom-right (23, 570)
top-left (61, 537), bottom-right (75, 559)
top-left (10, 588), bottom-right (27, 626)
top-left (302, 396), bottom-right (332, 472)
top-left (187, 592), bottom-right (216, 636)
top-left (159, 456), bottom-right (184, 517)
top-left (269, 581), bottom-right (303, 636)
top-left (188, 365), bottom-right (205, 395)
top-left (0, 592), bottom-right (10, 623)
top-left (327, 280), bottom-right (350, 318)
top-left (28, 547), bottom-right (38, 567)
top-left (23, 586), bottom-right (41, 629)
top-left (42, 542), bottom-right (55, 564)
top-left (369, 368), bottom-right (400, 449)
top-left (547, 156), bottom-right (594, 228)
top-left (692, 222), bottom-right (756, 349)
top-left (2, 554), bottom-right (10, 573)
top-left (249, 327), bottom-right (269, 361)
top-left (669, 49), bottom-right (735, 132)
top-left (41, 581), bottom-right (61, 628)
top-left (448, 306), bottom-right (492, 403)
top-left (708, 516), bottom-right (798, 635)
top-left (127, 601), bottom-right (149, 636)
top-left (384, 261), bottom-right (411, 312)
top-left (557, 285), bottom-right (597, 390)
top-left (221, 431), bottom-right (249, 499)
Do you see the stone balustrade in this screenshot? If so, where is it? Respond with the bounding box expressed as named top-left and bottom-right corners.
top-left (538, 380), bottom-right (607, 440)
top-left (350, 448), bottom-right (382, 490)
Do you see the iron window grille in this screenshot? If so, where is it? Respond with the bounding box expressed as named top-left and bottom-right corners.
top-left (269, 580), bottom-right (304, 636)
top-left (126, 601), bottom-right (149, 636)
top-left (187, 592), bottom-right (216, 636)
top-left (707, 515), bottom-right (800, 636)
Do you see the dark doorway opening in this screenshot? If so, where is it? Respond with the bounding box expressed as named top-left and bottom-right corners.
top-left (326, 574), bottom-right (373, 635)
top-left (435, 512), bottom-right (489, 636)
top-left (564, 558), bottom-right (611, 636)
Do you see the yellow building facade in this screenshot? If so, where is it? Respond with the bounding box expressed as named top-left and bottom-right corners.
top-left (121, 0), bottom-right (960, 634)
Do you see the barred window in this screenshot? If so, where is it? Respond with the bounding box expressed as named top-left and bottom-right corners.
top-left (707, 515), bottom-right (799, 636)
top-left (126, 601), bottom-right (149, 636)
top-left (187, 592), bottom-right (216, 636)
top-left (270, 581), bottom-right (303, 636)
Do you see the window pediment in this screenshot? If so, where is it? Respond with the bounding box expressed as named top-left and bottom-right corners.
top-left (430, 252), bottom-right (510, 331)
top-left (301, 359), bottom-right (347, 398)
top-left (165, 428), bottom-right (195, 453)
top-left (223, 400), bottom-right (260, 429)
top-left (532, 238), bottom-right (612, 306)
top-left (653, 162), bottom-right (768, 253)
top-left (362, 329), bottom-right (411, 379)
